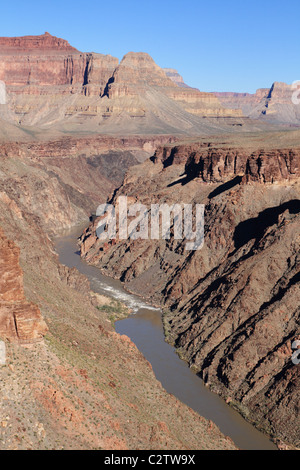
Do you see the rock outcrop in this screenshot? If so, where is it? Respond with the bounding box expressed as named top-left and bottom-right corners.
top-left (0, 227), bottom-right (47, 343)
top-left (0, 32), bottom-right (78, 52)
top-left (0, 32), bottom-right (118, 97)
top-left (79, 136), bottom-right (300, 447)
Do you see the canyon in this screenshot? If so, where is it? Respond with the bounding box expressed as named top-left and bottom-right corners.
top-left (0, 32), bottom-right (299, 450)
top-left (0, 133), bottom-right (238, 450)
top-left (80, 132), bottom-right (300, 448)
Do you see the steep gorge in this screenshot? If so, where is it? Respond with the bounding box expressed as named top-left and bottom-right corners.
top-left (80, 134), bottom-right (300, 447)
top-left (0, 136), bottom-right (239, 450)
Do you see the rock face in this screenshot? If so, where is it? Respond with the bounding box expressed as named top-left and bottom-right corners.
top-left (79, 136), bottom-right (300, 447)
top-left (105, 52), bottom-right (177, 99)
top-left (0, 227), bottom-right (47, 343)
top-left (0, 32), bottom-right (78, 52)
top-left (0, 32), bottom-right (118, 97)
top-left (216, 82), bottom-right (300, 124)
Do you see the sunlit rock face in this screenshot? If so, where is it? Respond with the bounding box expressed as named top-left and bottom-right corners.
top-left (0, 81), bottom-right (6, 104)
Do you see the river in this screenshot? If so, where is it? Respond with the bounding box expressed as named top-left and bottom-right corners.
top-left (54, 226), bottom-right (277, 450)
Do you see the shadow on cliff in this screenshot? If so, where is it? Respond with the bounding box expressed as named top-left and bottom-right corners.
top-left (208, 176), bottom-right (243, 199)
top-left (167, 174), bottom-right (192, 187)
top-left (166, 173), bottom-right (243, 191)
top-left (234, 199), bottom-right (300, 249)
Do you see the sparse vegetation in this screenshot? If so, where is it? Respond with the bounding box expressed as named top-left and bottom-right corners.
top-left (96, 299), bottom-right (130, 326)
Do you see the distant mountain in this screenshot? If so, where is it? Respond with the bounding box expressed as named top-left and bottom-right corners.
top-left (0, 33), bottom-right (246, 136)
top-left (215, 82), bottom-right (300, 125)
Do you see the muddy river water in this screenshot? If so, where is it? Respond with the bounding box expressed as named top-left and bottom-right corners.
top-left (54, 226), bottom-right (277, 450)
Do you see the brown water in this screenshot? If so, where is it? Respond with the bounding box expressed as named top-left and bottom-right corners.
top-left (54, 226), bottom-right (277, 451)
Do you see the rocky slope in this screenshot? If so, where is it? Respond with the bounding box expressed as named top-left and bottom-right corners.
top-left (80, 132), bottom-right (300, 447)
top-left (0, 134), bottom-right (177, 233)
top-left (0, 138), bottom-right (237, 450)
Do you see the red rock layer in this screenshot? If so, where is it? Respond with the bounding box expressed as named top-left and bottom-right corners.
top-left (0, 32), bottom-right (78, 53)
top-left (0, 228), bottom-right (47, 343)
top-left (154, 143), bottom-right (300, 183)
top-left (0, 33), bottom-right (118, 96)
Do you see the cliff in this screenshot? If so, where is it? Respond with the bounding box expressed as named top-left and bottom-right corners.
top-left (154, 143), bottom-right (300, 183)
top-left (0, 227), bottom-right (47, 343)
top-left (0, 33), bottom-right (118, 97)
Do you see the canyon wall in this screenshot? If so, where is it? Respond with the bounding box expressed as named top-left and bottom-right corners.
top-left (154, 143), bottom-right (299, 183)
top-left (0, 32), bottom-right (118, 97)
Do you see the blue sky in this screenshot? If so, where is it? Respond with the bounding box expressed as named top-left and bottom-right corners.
top-left (0, 0), bottom-right (299, 93)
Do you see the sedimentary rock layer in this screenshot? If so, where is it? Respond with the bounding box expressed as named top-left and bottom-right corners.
top-left (0, 33), bottom-right (118, 97)
top-left (154, 143), bottom-right (300, 183)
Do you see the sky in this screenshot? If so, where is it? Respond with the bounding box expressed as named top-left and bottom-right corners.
top-left (0, 0), bottom-right (299, 93)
